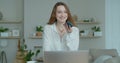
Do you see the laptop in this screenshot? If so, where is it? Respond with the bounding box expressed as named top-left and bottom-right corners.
top-left (44, 50), bottom-right (89, 63)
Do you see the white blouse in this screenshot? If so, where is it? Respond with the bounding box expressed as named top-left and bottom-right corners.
top-left (43, 23), bottom-right (79, 51)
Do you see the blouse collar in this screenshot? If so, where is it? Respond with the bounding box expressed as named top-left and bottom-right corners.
top-left (52, 22), bottom-right (58, 33)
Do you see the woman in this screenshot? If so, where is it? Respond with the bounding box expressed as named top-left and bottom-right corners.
top-left (43, 2), bottom-right (79, 51)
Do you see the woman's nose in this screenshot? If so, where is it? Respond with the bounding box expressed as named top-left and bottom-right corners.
top-left (61, 13), bottom-right (65, 16)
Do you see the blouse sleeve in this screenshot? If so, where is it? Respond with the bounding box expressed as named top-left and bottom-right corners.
top-left (43, 25), bottom-right (52, 51)
top-left (66, 27), bottom-right (79, 51)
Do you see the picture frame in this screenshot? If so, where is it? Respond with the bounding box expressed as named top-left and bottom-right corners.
top-left (12, 30), bottom-right (20, 36)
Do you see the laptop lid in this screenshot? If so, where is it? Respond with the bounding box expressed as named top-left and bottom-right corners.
top-left (44, 50), bottom-right (89, 63)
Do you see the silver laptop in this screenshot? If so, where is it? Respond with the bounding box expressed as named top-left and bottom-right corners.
top-left (44, 50), bottom-right (89, 63)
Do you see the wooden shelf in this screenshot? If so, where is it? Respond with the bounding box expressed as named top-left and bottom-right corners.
top-left (0, 36), bottom-right (21, 39)
top-left (29, 36), bottom-right (42, 39)
top-left (34, 45), bottom-right (42, 48)
top-left (0, 20), bottom-right (22, 24)
top-left (80, 36), bottom-right (101, 38)
top-left (76, 21), bottom-right (99, 24)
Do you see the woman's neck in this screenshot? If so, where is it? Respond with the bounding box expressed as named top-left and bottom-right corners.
top-left (56, 22), bottom-right (67, 38)
top-left (56, 22), bottom-right (65, 28)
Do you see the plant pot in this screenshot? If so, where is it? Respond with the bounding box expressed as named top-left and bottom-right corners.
top-left (16, 50), bottom-right (28, 57)
top-left (94, 31), bottom-right (102, 36)
top-left (27, 61), bottom-right (37, 63)
top-left (15, 59), bottom-right (26, 63)
top-left (36, 32), bottom-right (42, 36)
top-left (16, 51), bottom-right (26, 63)
top-left (0, 32), bottom-right (9, 37)
top-left (17, 50), bottom-right (28, 53)
top-left (80, 33), bottom-right (86, 36)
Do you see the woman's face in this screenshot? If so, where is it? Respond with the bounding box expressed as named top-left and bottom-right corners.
top-left (56, 5), bottom-right (68, 24)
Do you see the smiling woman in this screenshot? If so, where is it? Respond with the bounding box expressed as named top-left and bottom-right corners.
top-left (43, 2), bottom-right (79, 51)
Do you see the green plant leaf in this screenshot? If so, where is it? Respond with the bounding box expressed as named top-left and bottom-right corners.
top-left (0, 27), bottom-right (9, 32)
top-left (36, 25), bottom-right (43, 32)
top-left (35, 50), bottom-right (40, 57)
top-left (91, 26), bottom-right (101, 32)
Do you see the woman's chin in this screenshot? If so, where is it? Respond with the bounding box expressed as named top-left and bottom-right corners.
top-left (61, 22), bottom-right (66, 24)
top-left (57, 20), bottom-right (66, 24)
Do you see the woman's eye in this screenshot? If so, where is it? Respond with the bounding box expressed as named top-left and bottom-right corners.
top-left (64, 11), bottom-right (67, 13)
top-left (57, 11), bottom-right (62, 13)
top-left (57, 10), bottom-right (67, 14)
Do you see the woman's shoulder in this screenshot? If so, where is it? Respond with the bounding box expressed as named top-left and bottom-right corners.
top-left (72, 26), bottom-right (79, 31)
top-left (44, 25), bottom-right (51, 32)
top-left (44, 24), bottom-right (53, 28)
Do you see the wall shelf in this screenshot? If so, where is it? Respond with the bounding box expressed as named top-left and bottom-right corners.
top-left (76, 21), bottom-right (99, 24)
top-left (29, 36), bottom-right (42, 39)
top-left (77, 20), bottom-right (102, 39)
top-left (80, 36), bottom-right (101, 38)
top-left (0, 20), bottom-right (23, 39)
top-left (34, 45), bottom-right (42, 48)
top-left (0, 36), bottom-right (21, 39)
top-left (0, 20), bottom-right (22, 24)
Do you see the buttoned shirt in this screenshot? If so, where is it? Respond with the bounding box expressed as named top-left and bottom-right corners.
top-left (43, 23), bottom-right (79, 51)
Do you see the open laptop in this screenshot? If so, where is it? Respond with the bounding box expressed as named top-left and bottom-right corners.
top-left (44, 50), bottom-right (89, 63)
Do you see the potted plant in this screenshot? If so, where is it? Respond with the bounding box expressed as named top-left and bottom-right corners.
top-left (16, 40), bottom-right (40, 63)
top-left (0, 27), bottom-right (9, 37)
top-left (16, 39), bottom-right (27, 63)
top-left (24, 49), bottom-right (40, 63)
top-left (91, 26), bottom-right (102, 36)
top-left (80, 30), bottom-right (85, 36)
top-left (36, 25), bottom-right (43, 36)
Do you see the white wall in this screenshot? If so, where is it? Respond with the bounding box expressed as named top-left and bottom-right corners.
top-left (105, 0), bottom-right (120, 54)
top-left (0, 0), bottom-right (23, 63)
top-left (0, 0), bottom-right (23, 21)
top-left (68, 0), bottom-right (105, 50)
